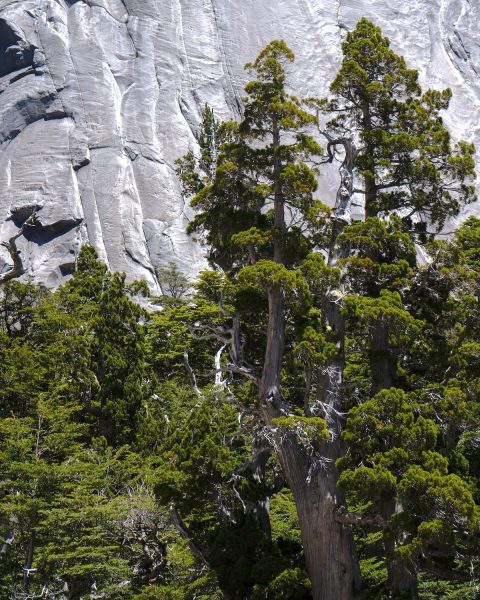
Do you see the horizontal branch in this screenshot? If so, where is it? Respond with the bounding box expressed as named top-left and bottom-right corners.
top-left (216, 364), bottom-right (260, 386)
top-left (334, 507), bottom-right (386, 529)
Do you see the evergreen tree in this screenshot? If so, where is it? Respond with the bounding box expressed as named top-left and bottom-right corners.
top-left (327, 18), bottom-right (476, 228)
top-left (0, 380), bottom-right (138, 597)
top-left (0, 251), bottom-right (213, 599)
top-left (0, 18), bottom-right (478, 600)
top-left (176, 27), bottom-right (478, 599)
top-left (335, 217), bottom-right (480, 596)
top-left (317, 21), bottom-right (479, 597)
top-left (178, 41), bottom-right (361, 600)
top-left (145, 277), bottom-right (313, 598)
top-left (55, 246), bottom-right (149, 444)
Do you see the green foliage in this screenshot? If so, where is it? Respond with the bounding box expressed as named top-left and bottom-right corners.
top-left (0, 250), bottom-right (208, 598)
top-left (417, 575), bottom-right (478, 600)
top-left (153, 387), bottom-right (244, 511)
top-left (179, 31), bottom-right (480, 597)
top-left (183, 41), bottom-right (324, 270)
top-left (0, 393), bottom-right (139, 597)
top-left (156, 261), bottom-right (190, 300)
top-left (327, 18), bottom-right (476, 227)
top-left (1, 24), bottom-right (480, 600)
top-left (273, 416), bottom-right (329, 444)
top-left (455, 216), bottom-right (480, 270)
top-left (344, 289), bottom-right (421, 344)
top-left (337, 216), bottom-right (416, 294)
top-left (339, 386), bottom-right (479, 584)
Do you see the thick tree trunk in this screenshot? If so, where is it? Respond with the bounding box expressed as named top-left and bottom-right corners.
top-left (386, 553), bottom-right (419, 598)
top-left (260, 286), bottom-right (360, 599)
top-left (251, 446), bottom-right (273, 538)
top-left (261, 287), bottom-right (285, 400)
top-left (273, 436), bottom-right (361, 600)
top-left (258, 119), bottom-right (361, 599)
top-left (299, 472), bottom-right (361, 599)
top-left (309, 292), bottom-right (361, 599)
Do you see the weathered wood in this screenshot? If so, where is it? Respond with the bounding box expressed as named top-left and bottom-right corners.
top-left (0, 212), bottom-right (38, 285)
top-left (256, 120), bottom-right (361, 598)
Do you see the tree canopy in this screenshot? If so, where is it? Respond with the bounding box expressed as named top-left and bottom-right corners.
top-left (0, 19), bottom-right (479, 600)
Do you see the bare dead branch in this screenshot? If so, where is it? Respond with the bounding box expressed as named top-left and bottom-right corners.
top-left (334, 507), bottom-right (386, 530)
top-left (215, 364), bottom-right (260, 386)
top-left (183, 352), bottom-right (202, 397)
top-left (0, 212), bottom-right (38, 285)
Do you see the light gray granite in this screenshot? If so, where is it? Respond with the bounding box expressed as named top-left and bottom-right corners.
top-left (0, 0), bottom-right (479, 288)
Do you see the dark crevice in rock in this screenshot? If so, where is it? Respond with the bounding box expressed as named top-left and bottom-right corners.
top-left (73, 155), bottom-right (91, 171)
top-left (125, 244), bottom-right (156, 275)
top-left (59, 261), bottom-right (76, 276)
top-left (24, 219), bottom-right (84, 246)
top-left (73, 159), bottom-right (91, 173)
top-left (44, 110), bottom-right (68, 121)
top-left (8, 66), bottom-right (35, 84)
top-left (0, 18), bottom-right (35, 78)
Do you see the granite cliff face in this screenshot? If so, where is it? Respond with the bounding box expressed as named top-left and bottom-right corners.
top-left (0, 0), bottom-right (479, 288)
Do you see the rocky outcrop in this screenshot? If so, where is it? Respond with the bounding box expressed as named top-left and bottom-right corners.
top-left (0, 0), bottom-right (479, 288)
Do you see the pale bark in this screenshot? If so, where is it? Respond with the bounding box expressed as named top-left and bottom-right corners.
top-left (0, 212), bottom-right (38, 285)
top-left (329, 137), bottom-right (356, 226)
top-left (183, 351), bottom-right (202, 396)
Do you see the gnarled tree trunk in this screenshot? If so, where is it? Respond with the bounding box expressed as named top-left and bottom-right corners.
top-left (256, 117), bottom-right (362, 599)
top-left (260, 283), bottom-right (361, 599)
top-left (275, 431), bottom-right (361, 599)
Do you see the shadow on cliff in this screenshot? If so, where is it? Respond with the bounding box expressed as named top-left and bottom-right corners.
top-left (0, 19), bottom-right (34, 78)
top-left (8, 206), bottom-right (83, 249)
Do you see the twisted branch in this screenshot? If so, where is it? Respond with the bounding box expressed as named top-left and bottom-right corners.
top-left (334, 506), bottom-right (386, 530)
top-left (0, 213), bottom-right (38, 285)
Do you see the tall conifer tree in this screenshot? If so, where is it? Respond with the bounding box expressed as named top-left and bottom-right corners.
top-left (327, 18), bottom-right (476, 228)
top-left (181, 41), bottom-right (362, 600)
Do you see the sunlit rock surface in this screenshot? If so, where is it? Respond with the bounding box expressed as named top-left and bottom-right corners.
top-left (0, 0), bottom-right (479, 288)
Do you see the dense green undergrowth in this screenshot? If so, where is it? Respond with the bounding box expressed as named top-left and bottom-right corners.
top-left (1, 17), bottom-right (480, 600)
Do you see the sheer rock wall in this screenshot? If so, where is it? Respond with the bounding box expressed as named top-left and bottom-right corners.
top-left (0, 0), bottom-right (478, 288)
